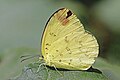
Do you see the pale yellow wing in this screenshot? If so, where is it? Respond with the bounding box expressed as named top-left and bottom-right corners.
top-left (41, 8), bottom-right (99, 70)
top-left (41, 8), bottom-right (85, 57)
top-left (49, 31), bottom-right (99, 70)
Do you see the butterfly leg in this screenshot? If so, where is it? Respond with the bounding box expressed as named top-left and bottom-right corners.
top-left (37, 62), bottom-right (46, 72)
top-left (51, 64), bottom-right (63, 76)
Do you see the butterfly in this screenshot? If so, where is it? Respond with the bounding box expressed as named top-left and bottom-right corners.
top-left (41, 8), bottom-right (99, 70)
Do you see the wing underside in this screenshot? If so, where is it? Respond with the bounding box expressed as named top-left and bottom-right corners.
top-left (41, 8), bottom-right (99, 70)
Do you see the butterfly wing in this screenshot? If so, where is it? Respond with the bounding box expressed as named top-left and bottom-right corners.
top-left (41, 8), bottom-right (99, 70)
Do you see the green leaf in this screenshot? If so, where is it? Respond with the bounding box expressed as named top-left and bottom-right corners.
top-left (10, 62), bottom-right (108, 80)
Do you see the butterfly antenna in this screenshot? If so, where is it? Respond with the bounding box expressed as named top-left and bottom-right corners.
top-left (20, 55), bottom-right (32, 58)
top-left (20, 54), bottom-right (40, 62)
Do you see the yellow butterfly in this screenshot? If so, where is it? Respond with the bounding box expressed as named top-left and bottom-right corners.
top-left (41, 8), bottom-right (99, 70)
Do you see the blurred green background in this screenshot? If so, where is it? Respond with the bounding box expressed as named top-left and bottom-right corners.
top-left (0, 0), bottom-right (120, 80)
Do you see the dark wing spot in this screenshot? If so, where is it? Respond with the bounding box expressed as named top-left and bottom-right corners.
top-left (66, 47), bottom-right (70, 51)
top-left (49, 32), bottom-right (53, 35)
top-left (49, 32), bottom-right (56, 37)
top-left (56, 50), bottom-right (59, 52)
top-left (66, 10), bottom-right (72, 18)
top-left (66, 47), bottom-right (72, 54)
top-left (65, 36), bottom-right (68, 42)
top-left (59, 60), bottom-right (61, 62)
top-left (45, 48), bottom-right (48, 50)
top-left (54, 34), bottom-right (56, 36)
top-left (70, 59), bottom-right (72, 62)
top-left (46, 43), bottom-right (49, 45)
top-left (60, 54), bottom-right (63, 56)
top-left (68, 63), bottom-right (71, 65)
top-left (52, 55), bottom-right (54, 57)
top-left (46, 43), bottom-right (51, 46)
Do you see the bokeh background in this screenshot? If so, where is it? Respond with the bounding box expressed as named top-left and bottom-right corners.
top-left (0, 0), bottom-right (120, 80)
